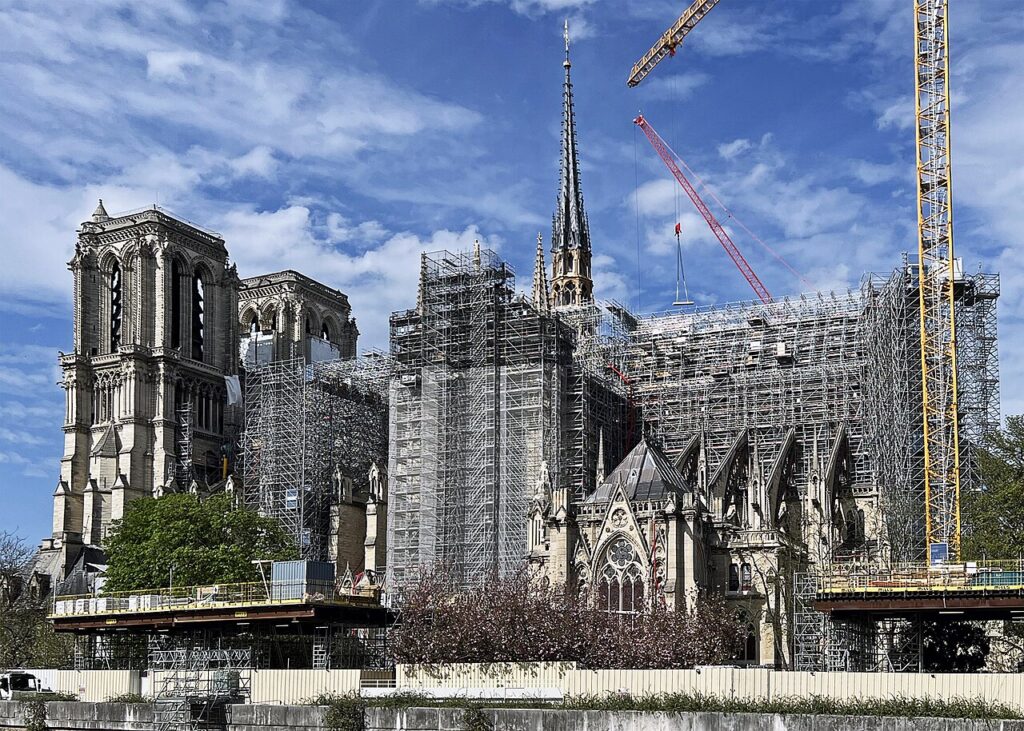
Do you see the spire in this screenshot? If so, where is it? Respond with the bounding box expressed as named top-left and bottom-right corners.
top-left (551, 19), bottom-right (591, 257)
top-left (91, 199), bottom-right (109, 222)
top-left (596, 427), bottom-right (606, 486)
top-left (532, 233), bottom-right (550, 314)
top-left (549, 20), bottom-right (593, 309)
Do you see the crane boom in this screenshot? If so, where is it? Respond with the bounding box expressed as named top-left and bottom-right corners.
top-left (627, 0), bottom-right (722, 87)
top-left (634, 115), bottom-right (772, 304)
top-left (914, 0), bottom-right (962, 562)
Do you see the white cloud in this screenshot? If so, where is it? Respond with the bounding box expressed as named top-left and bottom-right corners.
top-left (637, 72), bottom-right (710, 102)
top-left (146, 50), bottom-right (204, 81)
top-left (229, 147), bottom-right (278, 179)
top-left (718, 138), bottom-right (752, 160)
top-left (218, 203), bottom-right (503, 350)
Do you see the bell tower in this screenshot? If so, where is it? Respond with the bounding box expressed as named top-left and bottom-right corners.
top-left (41, 203), bottom-right (240, 581)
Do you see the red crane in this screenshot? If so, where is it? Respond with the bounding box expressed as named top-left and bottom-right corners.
top-left (634, 114), bottom-right (772, 304)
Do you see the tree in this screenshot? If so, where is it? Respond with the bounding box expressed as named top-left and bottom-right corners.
top-left (959, 415), bottom-right (1024, 670)
top-left (0, 531), bottom-right (73, 668)
top-left (390, 569), bottom-right (745, 669)
top-left (102, 493), bottom-right (296, 592)
top-left (962, 415), bottom-right (1024, 560)
top-left (922, 620), bottom-right (990, 672)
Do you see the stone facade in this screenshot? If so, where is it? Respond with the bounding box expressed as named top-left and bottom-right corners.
top-left (239, 270), bottom-right (357, 365)
top-left (528, 437), bottom-right (801, 668)
top-left (37, 204), bottom-right (368, 587)
top-left (39, 203), bottom-right (240, 581)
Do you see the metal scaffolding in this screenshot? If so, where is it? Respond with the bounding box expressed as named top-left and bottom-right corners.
top-left (242, 356), bottom-right (389, 560)
top-left (387, 249), bottom-right (628, 593)
top-left (149, 633), bottom-right (251, 731)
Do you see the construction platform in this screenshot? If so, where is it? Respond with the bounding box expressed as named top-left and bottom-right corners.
top-left (813, 561), bottom-right (1024, 617)
top-left (49, 581), bottom-right (389, 633)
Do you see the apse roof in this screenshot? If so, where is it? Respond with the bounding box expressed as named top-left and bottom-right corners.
top-left (584, 438), bottom-right (690, 504)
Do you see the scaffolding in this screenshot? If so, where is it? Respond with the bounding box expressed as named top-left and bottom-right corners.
top-left (174, 401), bottom-right (194, 489)
top-left (387, 249), bottom-right (627, 593)
top-left (243, 356), bottom-right (389, 560)
top-left (628, 289), bottom-right (870, 569)
top-left (149, 633), bottom-right (251, 731)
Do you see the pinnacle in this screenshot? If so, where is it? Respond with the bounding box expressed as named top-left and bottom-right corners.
top-left (91, 199), bottom-right (110, 222)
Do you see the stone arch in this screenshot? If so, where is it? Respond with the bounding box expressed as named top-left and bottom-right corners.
top-left (258, 302), bottom-right (279, 333)
top-left (320, 312), bottom-right (341, 342)
top-left (304, 308), bottom-right (321, 338)
top-left (167, 252), bottom-right (191, 351)
top-left (97, 252), bottom-right (124, 354)
top-left (239, 305), bottom-right (259, 335)
top-left (190, 262), bottom-right (214, 363)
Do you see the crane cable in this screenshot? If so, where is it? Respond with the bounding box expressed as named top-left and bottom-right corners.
top-left (633, 123), bottom-right (643, 313)
top-left (669, 143), bottom-right (813, 290)
top-left (671, 73), bottom-right (693, 306)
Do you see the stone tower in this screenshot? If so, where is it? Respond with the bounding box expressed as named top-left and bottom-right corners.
top-left (238, 270), bottom-right (358, 365)
top-left (41, 203), bottom-right (240, 580)
top-left (549, 21), bottom-right (593, 310)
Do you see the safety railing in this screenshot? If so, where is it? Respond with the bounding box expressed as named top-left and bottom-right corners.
top-left (50, 580), bottom-right (380, 618)
top-left (816, 559), bottom-right (1024, 594)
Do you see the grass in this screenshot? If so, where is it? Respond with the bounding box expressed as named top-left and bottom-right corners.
top-left (308, 691), bottom-right (1022, 724)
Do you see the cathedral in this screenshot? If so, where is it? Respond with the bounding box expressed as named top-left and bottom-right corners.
top-left (32, 27), bottom-right (999, 674)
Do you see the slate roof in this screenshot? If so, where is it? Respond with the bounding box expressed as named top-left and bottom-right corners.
top-left (584, 438), bottom-right (690, 504)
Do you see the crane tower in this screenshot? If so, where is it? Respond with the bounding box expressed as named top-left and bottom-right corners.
top-left (914, 0), bottom-right (963, 563)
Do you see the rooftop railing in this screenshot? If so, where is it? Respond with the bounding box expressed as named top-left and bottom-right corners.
top-left (50, 579), bottom-right (380, 618)
top-left (816, 559), bottom-right (1024, 595)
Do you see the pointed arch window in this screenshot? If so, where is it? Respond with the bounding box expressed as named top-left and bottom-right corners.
top-left (728, 563), bottom-right (740, 592)
top-left (597, 537), bottom-right (645, 615)
top-left (171, 260), bottom-right (182, 349)
top-left (321, 320), bottom-right (331, 341)
top-left (109, 260), bottom-right (122, 352)
top-left (191, 273), bottom-right (205, 361)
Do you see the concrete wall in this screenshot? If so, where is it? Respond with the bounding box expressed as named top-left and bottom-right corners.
top-left (3, 703), bottom-right (1023, 731)
top-left (398, 663), bottom-right (1024, 711)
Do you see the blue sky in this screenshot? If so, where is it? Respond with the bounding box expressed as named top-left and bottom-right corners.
top-left (1, 0), bottom-right (1022, 543)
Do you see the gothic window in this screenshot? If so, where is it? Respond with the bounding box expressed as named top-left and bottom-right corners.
top-left (529, 514), bottom-right (543, 551)
top-left (171, 260), bottom-right (183, 349)
top-left (737, 610), bottom-right (759, 664)
top-left (305, 316), bottom-right (312, 335)
top-left (109, 260), bottom-right (122, 352)
top-left (741, 562), bottom-right (753, 591)
top-left (597, 537), bottom-right (645, 614)
top-left (191, 273), bottom-right (205, 361)
top-left (321, 320), bottom-right (331, 341)
top-left (728, 563), bottom-right (740, 592)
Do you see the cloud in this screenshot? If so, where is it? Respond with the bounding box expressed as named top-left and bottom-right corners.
top-left (218, 203), bottom-right (503, 350)
top-left (637, 72), bottom-right (710, 102)
top-left (718, 139), bottom-right (752, 160)
top-left (146, 50), bottom-right (204, 81)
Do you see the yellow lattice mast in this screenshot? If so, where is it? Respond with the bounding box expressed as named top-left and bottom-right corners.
top-left (626, 0), bottom-right (721, 87)
top-left (914, 0), bottom-right (962, 563)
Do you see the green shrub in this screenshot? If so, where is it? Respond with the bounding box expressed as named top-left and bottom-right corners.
top-left (317, 693), bottom-right (366, 731)
top-left (301, 688), bottom-right (1022, 722)
top-left (106, 693), bottom-right (150, 704)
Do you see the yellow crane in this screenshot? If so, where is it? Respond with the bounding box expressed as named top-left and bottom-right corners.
top-left (626, 0), bottom-right (722, 87)
top-left (628, 0), bottom-right (964, 562)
